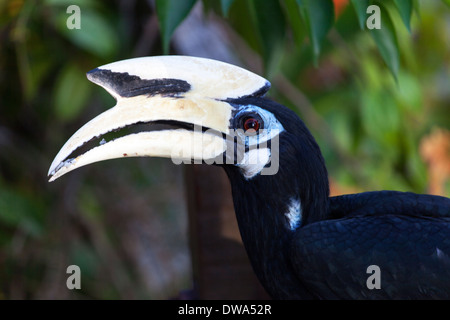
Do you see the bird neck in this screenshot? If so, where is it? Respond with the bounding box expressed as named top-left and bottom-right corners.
top-left (224, 164), bottom-right (329, 299)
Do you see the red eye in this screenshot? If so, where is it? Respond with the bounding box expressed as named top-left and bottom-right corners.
top-left (243, 117), bottom-right (260, 133)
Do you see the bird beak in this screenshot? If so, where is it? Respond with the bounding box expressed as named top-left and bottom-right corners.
top-left (48, 56), bottom-right (270, 182)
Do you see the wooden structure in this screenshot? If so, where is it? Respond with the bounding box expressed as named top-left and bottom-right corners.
top-left (185, 165), bottom-right (269, 299)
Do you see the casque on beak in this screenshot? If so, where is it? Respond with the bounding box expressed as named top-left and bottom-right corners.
top-left (48, 56), bottom-right (270, 182)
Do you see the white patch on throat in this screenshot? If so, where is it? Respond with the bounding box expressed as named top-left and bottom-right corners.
top-left (238, 148), bottom-right (271, 180)
top-left (285, 198), bottom-right (302, 231)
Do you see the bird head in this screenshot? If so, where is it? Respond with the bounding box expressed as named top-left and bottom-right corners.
top-left (48, 56), bottom-right (329, 225)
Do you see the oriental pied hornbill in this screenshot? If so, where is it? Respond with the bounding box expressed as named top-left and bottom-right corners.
top-left (49, 56), bottom-right (450, 299)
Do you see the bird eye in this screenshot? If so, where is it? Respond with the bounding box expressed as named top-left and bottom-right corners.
top-left (243, 117), bottom-right (260, 133)
top-left (239, 113), bottom-right (264, 135)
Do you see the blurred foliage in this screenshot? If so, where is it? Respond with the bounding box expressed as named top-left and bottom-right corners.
top-left (0, 0), bottom-right (448, 299)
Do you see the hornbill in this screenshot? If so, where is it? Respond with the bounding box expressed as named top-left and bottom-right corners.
top-left (48, 56), bottom-right (450, 299)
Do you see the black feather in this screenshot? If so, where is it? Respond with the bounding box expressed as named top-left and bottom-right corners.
top-left (222, 97), bottom-right (450, 299)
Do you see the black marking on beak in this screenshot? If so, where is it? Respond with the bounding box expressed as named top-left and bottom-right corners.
top-left (247, 81), bottom-right (271, 98)
top-left (87, 68), bottom-right (191, 98)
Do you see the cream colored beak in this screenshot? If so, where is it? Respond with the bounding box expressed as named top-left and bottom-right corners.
top-left (48, 56), bottom-right (270, 182)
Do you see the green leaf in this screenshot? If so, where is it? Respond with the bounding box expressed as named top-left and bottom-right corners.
top-left (247, 0), bottom-right (286, 76)
top-left (296, 0), bottom-right (334, 64)
top-left (0, 184), bottom-right (43, 237)
top-left (281, 0), bottom-right (306, 47)
top-left (443, 0), bottom-right (450, 7)
top-left (412, 0), bottom-right (420, 18)
top-left (225, 0), bottom-right (260, 54)
top-left (350, 0), bottom-right (369, 30)
top-left (394, 72), bottom-right (422, 114)
top-left (393, 0), bottom-right (413, 32)
top-left (52, 9), bottom-right (119, 58)
top-left (369, 6), bottom-right (400, 80)
top-left (54, 64), bottom-right (92, 121)
top-left (156, 0), bottom-right (197, 54)
top-left (360, 88), bottom-right (400, 147)
top-left (221, 0), bottom-right (235, 16)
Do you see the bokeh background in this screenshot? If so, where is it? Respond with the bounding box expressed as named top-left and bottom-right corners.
top-left (0, 0), bottom-right (448, 299)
